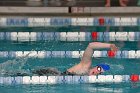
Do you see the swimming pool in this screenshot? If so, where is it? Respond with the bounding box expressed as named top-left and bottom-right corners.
top-left (0, 17), bottom-right (140, 93)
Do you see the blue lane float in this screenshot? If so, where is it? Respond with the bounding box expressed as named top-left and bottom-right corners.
top-left (6, 18), bottom-right (28, 27)
top-left (50, 18), bottom-right (71, 26)
top-left (0, 17), bottom-right (139, 27)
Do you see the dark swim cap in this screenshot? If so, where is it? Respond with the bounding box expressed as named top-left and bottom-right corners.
top-left (97, 64), bottom-right (110, 71)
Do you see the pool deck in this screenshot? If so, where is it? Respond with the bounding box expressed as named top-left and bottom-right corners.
top-left (0, 7), bottom-right (140, 17)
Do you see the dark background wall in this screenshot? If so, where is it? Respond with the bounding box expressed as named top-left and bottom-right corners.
top-left (0, 0), bottom-right (138, 7)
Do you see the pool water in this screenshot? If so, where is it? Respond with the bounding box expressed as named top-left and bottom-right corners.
top-left (0, 83), bottom-right (140, 93)
top-left (0, 25), bottom-right (140, 93)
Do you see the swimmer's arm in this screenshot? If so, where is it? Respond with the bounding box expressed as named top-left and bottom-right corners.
top-left (88, 42), bottom-right (112, 49)
top-left (81, 42), bottom-right (118, 64)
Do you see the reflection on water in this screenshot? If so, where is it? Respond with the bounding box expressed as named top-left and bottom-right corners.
top-left (1, 83), bottom-right (139, 93)
top-left (87, 87), bottom-right (123, 93)
top-left (86, 83), bottom-right (139, 93)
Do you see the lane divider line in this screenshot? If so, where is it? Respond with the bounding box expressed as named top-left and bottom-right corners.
top-left (0, 50), bottom-right (139, 58)
top-left (0, 32), bottom-right (139, 41)
top-left (0, 75), bottom-right (139, 84)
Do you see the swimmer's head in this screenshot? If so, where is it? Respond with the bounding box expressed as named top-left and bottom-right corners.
top-left (89, 64), bottom-right (110, 75)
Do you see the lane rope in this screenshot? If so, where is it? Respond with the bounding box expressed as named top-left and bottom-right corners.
top-left (0, 17), bottom-right (139, 26)
top-left (0, 50), bottom-right (139, 58)
top-left (0, 32), bottom-right (139, 41)
top-left (0, 75), bottom-right (139, 84)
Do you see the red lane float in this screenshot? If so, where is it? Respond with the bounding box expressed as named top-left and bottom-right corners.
top-left (108, 50), bottom-right (116, 58)
top-left (99, 17), bottom-right (105, 25)
top-left (91, 32), bottom-right (98, 40)
top-left (130, 74), bottom-right (139, 82)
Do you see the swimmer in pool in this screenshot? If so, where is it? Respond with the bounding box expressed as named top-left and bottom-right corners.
top-left (32, 42), bottom-right (118, 76)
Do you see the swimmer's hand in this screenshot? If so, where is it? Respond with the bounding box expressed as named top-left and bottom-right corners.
top-left (110, 44), bottom-right (118, 52)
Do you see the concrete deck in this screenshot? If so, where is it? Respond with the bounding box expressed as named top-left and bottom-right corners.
top-left (0, 7), bottom-right (68, 13)
top-left (0, 7), bottom-right (140, 16)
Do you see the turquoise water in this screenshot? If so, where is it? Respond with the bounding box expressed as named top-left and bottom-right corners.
top-left (0, 26), bottom-right (140, 32)
top-left (1, 83), bottom-right (140, 93)
top-left (0, 26), bottom-right (140, 93)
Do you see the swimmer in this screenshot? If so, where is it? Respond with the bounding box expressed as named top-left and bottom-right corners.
top-left (32, 42), bottom-right (118, 76)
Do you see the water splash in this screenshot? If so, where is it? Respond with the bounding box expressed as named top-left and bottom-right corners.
top-left (0, 53), bottom-right (31, 76)
top-left (110, 64), bottom-right (124, 74)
